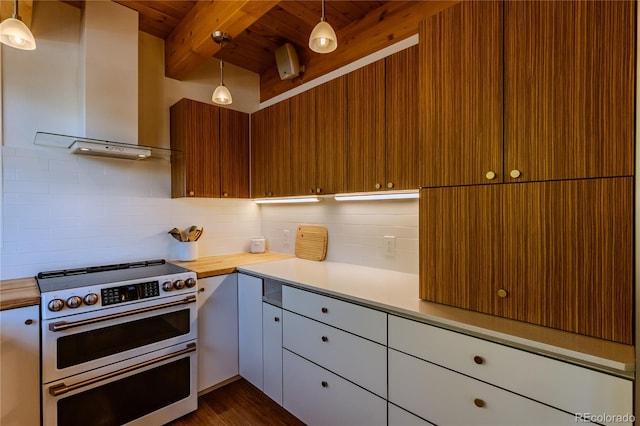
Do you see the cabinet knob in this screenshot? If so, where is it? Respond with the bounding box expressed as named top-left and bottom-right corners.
top-left (321, 336), bottom-right (328, 342)
top-left (485, 171), bottom-right (496, 180)
top-left (223, 192), bottom-right (228, 197)
top-left (375, 183), bottom-right (382, 190)
top-left (274, 317), bottom-right (280, 322)
top-left (473, 355), bottom-right (484, 365)
top-left (268, 192), bottom-right (273, 197)
top-left (321, 381), bottom-right (328, 388)
top-left (474, 398), bottom-right (485, 408)
top-left (24, 319), bottom-right (34, 325)
top-left (321, 307), bottom-right (328, 314)
top-left (199, 288), bottom-right (205, 293)
top-left (387, 182), bottom-right (394, 189)
top-left (510, 169), bottom-right (521, 179)
top-left (497, 289), bottom-right (508, 298)
top-left (310, 189), bottom-right (315, 194)
top-left (316, 188), bottom-right (322, 194)
top-left (188, 190), bottom-right (195, 196)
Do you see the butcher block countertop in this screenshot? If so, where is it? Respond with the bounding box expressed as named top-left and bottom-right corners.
top-left (239, 258), bottom-right (635, 379)
top-left (0, 277), bottom-right (40, 311)
top-left (171, 251), bottom-right (293, 279)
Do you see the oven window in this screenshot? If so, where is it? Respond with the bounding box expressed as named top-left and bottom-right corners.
top-left (57, 309), bottom-right (190, 369)
top-left (57, 357), bottom-right (190, 426)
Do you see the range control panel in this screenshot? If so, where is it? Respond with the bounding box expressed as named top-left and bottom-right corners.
top-left (101, 281), bottom-right (160, 306)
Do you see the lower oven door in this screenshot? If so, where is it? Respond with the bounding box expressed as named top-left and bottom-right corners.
top-left (43, 341), bottom-right (197, 426)
top-left (42, 292), bottom-right (197, 383)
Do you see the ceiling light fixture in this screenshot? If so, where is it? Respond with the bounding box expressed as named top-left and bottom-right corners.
top-left (211, 31), bottom-right (232, 105)
top-left (308, 0), bottom-right (337, 54)
top-left (0, 0), bottom-right (36, 50)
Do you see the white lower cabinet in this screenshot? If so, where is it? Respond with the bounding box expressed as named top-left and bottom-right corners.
top-left (0, 305), bottom-right (40, 426)
top-left (388, 403), bottom-right (433, 426)
top-left (389, 349), bottom-right (578, 425)
top-left (262, 302), bottom-right (283, 405)
top-left (238, 273), bottom-right (263, 390)
top-left (197, 274), bottom-right (239, 392)
top-left (283, 349), bottom-right (386, 426)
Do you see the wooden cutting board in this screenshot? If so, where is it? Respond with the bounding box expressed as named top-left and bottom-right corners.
top-left (295, 225), bottom-right (328, 261)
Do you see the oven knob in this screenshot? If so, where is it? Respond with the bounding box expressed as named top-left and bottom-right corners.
top-left (66, 296), bottom-right (82, 308)
top-left (48, 299), bottom-right (65, 312)
top-left (162, 281), bottom-right (173, 292)
top-left (173, 280), bottom-right (185, 290)
top-left (84, 293), bottom-right (99, 305)
top-left (185, 278), bottom-right (196, 288)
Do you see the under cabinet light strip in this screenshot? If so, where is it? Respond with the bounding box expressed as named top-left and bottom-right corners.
top-left (334, 190), bottom-right (419, 201)
top-left (254, 196), bottom-right (321, 204)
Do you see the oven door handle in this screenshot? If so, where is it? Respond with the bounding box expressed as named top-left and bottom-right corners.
top-left (48, 295), bottom-right (197, 332)
top-left (48, 342), bottom-right (196, 397)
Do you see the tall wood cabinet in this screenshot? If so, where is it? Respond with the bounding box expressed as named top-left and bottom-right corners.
top-left (420, 178), bottom-right (633, 344)
top-left (290, 89), bottom-right (317, 196)
top-left (170, 98), bottom-right (249, 198)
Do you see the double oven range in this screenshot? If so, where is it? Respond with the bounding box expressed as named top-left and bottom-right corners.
top-left (36, 259), bottom-right (198, 426)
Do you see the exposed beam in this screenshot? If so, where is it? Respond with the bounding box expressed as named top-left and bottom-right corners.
top-left (1, 0), bottom-right (33, 27)
top-left (259, 0), bottom-right (460, 102)
top-left (165, 0), bottom-right (280, 80)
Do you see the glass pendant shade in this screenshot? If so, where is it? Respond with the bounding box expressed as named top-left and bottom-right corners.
top-left (309, 20), bottom-right (337, 53)
top-left (212, 84), bottom-right (232, 105)
top-left (0, 16), bottom-right (36, 50)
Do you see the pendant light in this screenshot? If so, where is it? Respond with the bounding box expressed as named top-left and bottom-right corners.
top-left (0, 0), bottom-right (36, 50)
top-left (308, 0), bottom-right (337, 54)
top-left (211, 31), bottom-right (232, 105)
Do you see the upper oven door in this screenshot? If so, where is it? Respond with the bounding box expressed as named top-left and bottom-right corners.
top-left (42, 292), bottom-right (197, 384)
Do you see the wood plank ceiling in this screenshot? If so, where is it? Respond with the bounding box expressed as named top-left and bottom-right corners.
top-left (58, 0), bottom-right (458, 102)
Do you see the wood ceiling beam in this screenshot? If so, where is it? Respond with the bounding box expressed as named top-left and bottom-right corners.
top-left (259, 0), bottom-right (460, 102)
top-left (165, 0), bottom-right (280, 80)
top-left (1, 0), bottom-right (33, 27)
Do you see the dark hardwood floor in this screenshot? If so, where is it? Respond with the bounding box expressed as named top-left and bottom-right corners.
top-left (167, 378), bottom-right (305, 426)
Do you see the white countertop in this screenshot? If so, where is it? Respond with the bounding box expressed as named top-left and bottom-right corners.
top-left (238, 258), bottom-right (635, 378)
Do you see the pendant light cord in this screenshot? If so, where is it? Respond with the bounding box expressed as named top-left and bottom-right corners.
top-left (321, 0), bottom-right (326, 22)
top-left (220, 60), bottom-right (224, 86)
top-left (13, 0), bottom-right (20, 19)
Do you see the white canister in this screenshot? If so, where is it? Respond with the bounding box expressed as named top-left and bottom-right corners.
top-left (178, 241), bottom-right (198, 261)
top-left (250, 237), bottom-right (266, 253)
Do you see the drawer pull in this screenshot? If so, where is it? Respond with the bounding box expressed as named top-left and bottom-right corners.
top-left (321, 336), bottom-right (328, 342)
top-left (474, 398), bottom-right (485, 408)
top-left (274, 317), bottom-right (280, 322)
top-left (321, 381), bottom-right (328, 388)
top-left (321, 307), bottom-right (328, 314)
top-left (24, 319), bottom-right (34, 325)
top-left (473, 355), bottom-right (484, 365)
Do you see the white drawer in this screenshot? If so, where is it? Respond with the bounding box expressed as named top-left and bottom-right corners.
top-left (389, 349), bottom-right (579, 426)
top-left (389, 315), bottom-right (633, 421)
top-left (388, 403), bottom-right (433, 426)
top-left (283, 310), bottom-right (387, 397)
top-left (283, 349), bottom-right (387, 426)
top-left (282, 286), bottom-right (386, 344)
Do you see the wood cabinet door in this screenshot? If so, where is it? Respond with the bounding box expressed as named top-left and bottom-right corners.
top-left (504, 1), bottom-right (635, 182)
top-left (170, 98), bottom-right (221, 198)
top-left (220, 108), bottom-right (249, 198)
top-left (501, 178), bottom-right (633, 344)
top-left (251, 101), bottom-right (292, 197)
top-left (290, 89), bottom-right (317, 196)
top-left (386, 45), bottom-right (420, 191)
top-left (419, 1), bottom-right (503, 187)
top-left (347, 60), bottom-right (385, 193)
top-left (316, 76), bottom-right (347, 195)
top-left (419, 185), bottom-right (503, 315)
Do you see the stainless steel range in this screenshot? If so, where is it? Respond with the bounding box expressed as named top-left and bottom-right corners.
top-left (36, 259), bottom-right (198, 426)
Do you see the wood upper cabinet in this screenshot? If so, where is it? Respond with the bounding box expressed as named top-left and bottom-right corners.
top-left (316, 75), bottom-right (348, 195)
top-left (420, 1), bottom-right (503, 187)
top-left (347, 60), bottom-right (385, 193)
top-left (251, 101), bottom-right (292, 198)
top-left (420, 177), bottom-right (633, 344)
top-left (504, 0), bottom-right (635, 181)
top-left (386, 46), bottom-right (420, 191)
top-left (420, 0), bottom-right (635, 187)
top-left (220, 108), bottom-right (249, 198)
top-left (290, 88), bottom-right (317, 196)
top-left (170, 98), bottom-right (221, 198)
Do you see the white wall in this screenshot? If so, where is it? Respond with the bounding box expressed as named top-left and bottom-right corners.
top-left (0, 1), bottom-right (261, 279)
top-left (261, 198), bottom-right (419, 274)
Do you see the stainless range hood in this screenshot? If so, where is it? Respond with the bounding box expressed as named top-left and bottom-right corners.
top-left (34, 132), bottom-right (173, 160)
